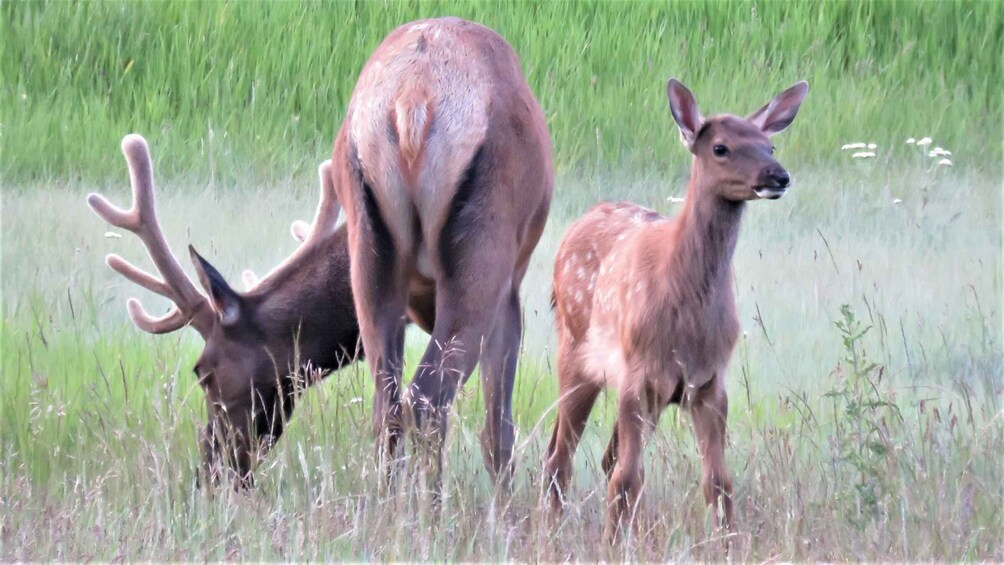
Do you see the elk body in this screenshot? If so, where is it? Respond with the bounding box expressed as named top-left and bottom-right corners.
top-left (545, 79), bottom-right (808, 540)
top-left (330, 18), bottom-right (553, 485)
top-left (89, 134), bottom-right (363, 486)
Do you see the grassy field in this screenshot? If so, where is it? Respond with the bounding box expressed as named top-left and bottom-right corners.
top-left (2, 0), bottom-right (1002, 561)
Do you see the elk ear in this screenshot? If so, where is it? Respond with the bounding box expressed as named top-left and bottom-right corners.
top-left (748, 81), bottom-right (809, 136)
top-left (667, 78), bottom-right (704, 148)
top-left (189, 245), bottom-right (243, 327)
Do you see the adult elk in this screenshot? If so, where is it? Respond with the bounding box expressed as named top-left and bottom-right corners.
top-left (330, 18), bottom-right (553, 486)
top-left (545, 79), bottom-right (808, 540)
top-left (88, 134), bottom-right (360, 487)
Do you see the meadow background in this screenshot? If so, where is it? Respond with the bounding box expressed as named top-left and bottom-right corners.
top-left (2, 0), bottom-right (1001, 560)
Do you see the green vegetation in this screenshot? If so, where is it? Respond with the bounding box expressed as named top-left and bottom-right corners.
top-left (3, 0), bottom-right (1001, 182)
top-left (2, 0), bottom-right (1001, 561)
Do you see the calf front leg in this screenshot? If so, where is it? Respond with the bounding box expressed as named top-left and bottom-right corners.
top-left (604, 390), bottom-right (646, 544)
top-left (689, 380), bottom-right (734, 532)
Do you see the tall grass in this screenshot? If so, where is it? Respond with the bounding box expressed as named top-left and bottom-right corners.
top-left (3, 158), bottom-right (1001, 559)
top-left (3, 0), bottom-right (1001, 183)
top-left (2, 0), bottom-right (1002, 560)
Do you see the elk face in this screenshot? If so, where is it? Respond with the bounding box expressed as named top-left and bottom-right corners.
top-left (667, 79), bottom-right (808, 202)
top-left (188, 249), bottom-right (297, 486)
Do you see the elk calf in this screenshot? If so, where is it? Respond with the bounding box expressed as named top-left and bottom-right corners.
top-left (331, 18), bottom-right (553, 487)
top-left (545, 79), bottom-right (808, 541)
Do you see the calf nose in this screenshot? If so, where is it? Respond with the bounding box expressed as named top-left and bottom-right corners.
top-left (768, 168), bottom-right (790, 188)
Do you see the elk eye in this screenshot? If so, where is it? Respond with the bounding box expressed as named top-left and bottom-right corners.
top-left (713, 144), bottom-right (729, 156)
top-left (193, 365), bottom-right (212, 385)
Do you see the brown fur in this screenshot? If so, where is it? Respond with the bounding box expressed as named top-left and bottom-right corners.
top-left (330, 18), bottom-right (553, 487)
top-left (89, 137), bottom-right (368, 487)
top-left (545, 79), bottom-right (807, 542)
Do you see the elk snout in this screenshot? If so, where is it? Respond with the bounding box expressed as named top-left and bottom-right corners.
top-left (765, 167), bottom-right (790, 188)
top-left (753, 165), bottom-right (791, 199)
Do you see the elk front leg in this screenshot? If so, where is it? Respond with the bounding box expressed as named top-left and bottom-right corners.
top-left (689, 380), bottom-right (734, 532)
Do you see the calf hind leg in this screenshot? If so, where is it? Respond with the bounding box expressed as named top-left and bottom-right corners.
top-left (544, 348), bottom-right (601, 509)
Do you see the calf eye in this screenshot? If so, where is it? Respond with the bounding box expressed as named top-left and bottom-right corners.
top-left (713, 144), bottom-right (729, 156)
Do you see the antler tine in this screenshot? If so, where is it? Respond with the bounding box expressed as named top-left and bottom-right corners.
top-left (87, 192), bottom-right (140, 231)
top-left (106, 253), bottom-right (173, 296)
top-left (88, 134), bottom-right (214, 336)
top-left (242, 159), bottom-right (339, 291)
top-left (125, 298), bottom-right (188, 334)
top-left (85, 135), bottom-right (158, 231)
top-left (241, 270), bottom-right (260, 291)
top-left (290, 220), bottom-right (310, 243)
top-left (281, 160), bottom-right (340, 245)
top-left (303, 160), bottom-right (340, 242)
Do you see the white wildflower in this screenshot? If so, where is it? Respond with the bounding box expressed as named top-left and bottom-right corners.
top-left (929, 147), bottom-right (952, 157)
top-left (666, 196), bottom-right (685, 203)
top-left (841, 142), bottom-right (867, 150)
top-left (892, 198), bottom-right (902, 204)
top-left (937, 158), bottom-right (953, 167)
top-left (867, 143), bottom-right (877, 149)
top-left (104, 231), bottom-right (122, 239)
top-left (852, 151), bottom-right (876, 159)
top-left (906, 137), bottom-right (916, 144)
top-left (916, 137), bottom-right (932, 146)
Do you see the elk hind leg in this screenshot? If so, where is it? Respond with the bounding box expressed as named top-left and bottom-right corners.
top-left (406, 253), bottom-right (516, 495)
top-left (478, 286), bottom-right (523, 489)
top-left (348, 193), bottom-right (411, 478)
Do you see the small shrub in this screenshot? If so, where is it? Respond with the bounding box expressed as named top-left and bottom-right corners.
top-left (824, 304), bottom-right (903, 526)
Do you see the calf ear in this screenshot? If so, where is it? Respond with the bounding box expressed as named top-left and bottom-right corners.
top-left (748, 81), bottom-right (809, 136)
top-left (667, 78), bottom-right (704, 149)
top-left (189, 245), bottom-right (243, 327)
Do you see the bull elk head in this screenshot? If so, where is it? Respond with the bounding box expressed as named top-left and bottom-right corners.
top-left (89, 134), bottom-right (360, 486)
